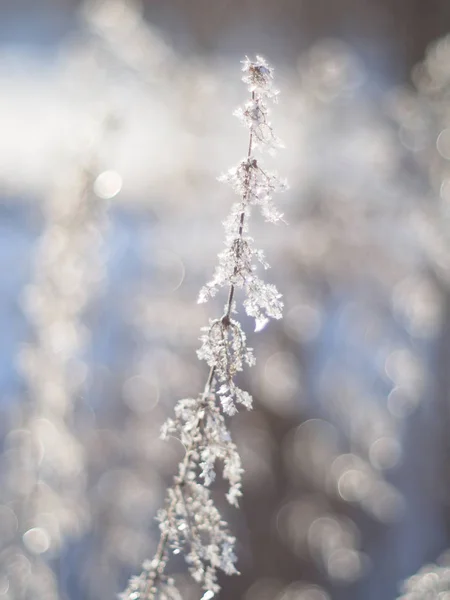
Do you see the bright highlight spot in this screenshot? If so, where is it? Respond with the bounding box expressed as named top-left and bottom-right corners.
top-left (22, 527), bottom-right (50, 554)
top-left (94, 170), bottom-right (122, 199)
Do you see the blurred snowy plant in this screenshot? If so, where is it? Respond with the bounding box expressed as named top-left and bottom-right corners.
top-left (121, 56), bottom-right (286, 599)
top-left (397, 554), bottom-right (450, 599)
top-left (389, 34), bottom-right (450, 288)
top-left (0, 117), bottom-right (112, 600)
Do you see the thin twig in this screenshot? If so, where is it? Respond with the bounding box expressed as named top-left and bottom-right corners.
top-left (140, 93), bottom-right (256, 600)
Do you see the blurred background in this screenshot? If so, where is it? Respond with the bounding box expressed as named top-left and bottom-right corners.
top-left (1, 1), bottom-right (450, 599)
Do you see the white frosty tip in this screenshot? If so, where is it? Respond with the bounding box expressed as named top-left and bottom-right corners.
top-left (241, 55), bottom-right (279, 101)
top-left (255, 316), bottom-right (269, 332)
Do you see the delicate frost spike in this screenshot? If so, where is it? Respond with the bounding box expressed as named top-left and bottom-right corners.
top-left (255, 316), bottom-right (269, 332)
top-left (122, 56), bottom-right (286, 600)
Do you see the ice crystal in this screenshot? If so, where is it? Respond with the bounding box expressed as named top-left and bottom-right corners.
top-left (197, 318), bottom-right (255, 414)
top-left (121, 56), bottom-right (286, 600)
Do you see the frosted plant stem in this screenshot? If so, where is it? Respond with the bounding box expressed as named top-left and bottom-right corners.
top-left (122, 56), bottom-right (286, 600)
top-left (223, 91), bottom-right (255, 322)
top-left (140, 95), bottom-right (256, 600)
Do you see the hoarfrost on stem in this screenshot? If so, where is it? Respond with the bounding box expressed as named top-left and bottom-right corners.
top-left (121, 55), bottom-right (287, 600)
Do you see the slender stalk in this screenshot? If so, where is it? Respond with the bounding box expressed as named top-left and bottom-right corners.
top-left (122, 56), bottom-right (286, 600)
top-left (141, 95), bottom-right (256, 600)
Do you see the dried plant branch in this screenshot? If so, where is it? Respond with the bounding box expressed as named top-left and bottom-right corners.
top-left (121, 55), bottom-right (287, 600)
